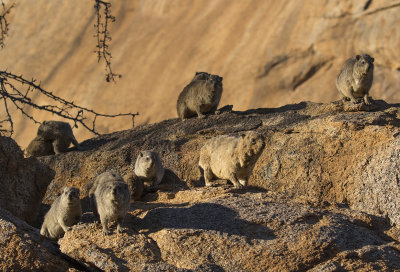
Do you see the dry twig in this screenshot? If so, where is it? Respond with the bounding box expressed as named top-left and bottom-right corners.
top-left (94, 0), bottom-right (121, 82)
top-left (0, 0), bottom-right (14, 48)
top-left (0, 71), bottom-right (138, 136)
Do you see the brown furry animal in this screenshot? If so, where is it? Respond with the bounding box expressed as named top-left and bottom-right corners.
top-left (123, 172), bottom-right (144, 201)
top-left (199, 131), bottom-right (265, 189)
top-left (90, 170), bottom-right (131, 235)
top-left (25, 121), bottom-right (80, 157)
top-left (40, 187), bottom-right (82, 240)
top-left (25, 135), bottom-right (55, 157)
top-left (134, 151), bottom-right (165, 187)
top-left (177, 72), bottom-right (223, 119)
top-left (336, 54), bottom-right (374, 105)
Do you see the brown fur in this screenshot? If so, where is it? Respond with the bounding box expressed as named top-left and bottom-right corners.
top-left (123, 172), bottom-right (144, 201)
top-left (27, 121), bottom-right (80, 156)
top-left (134, 151), bottom-right (165, 187)
top-left (336, 54), bottom-right (374, 105)
top-left (25, 135), bottom-right (55, 157)
top-left (199, 131), bottom-right (265, 189)
top-left (177, 72), bottom-right (223, 119)
top-left (40, 187), bottom-right (82, 240)
top-left (90, 170), bottom-right (130, 235)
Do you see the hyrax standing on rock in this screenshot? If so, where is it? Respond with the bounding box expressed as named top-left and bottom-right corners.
top-left (90, 170), bottom-right (130, 235)
top-left (199, 131), bottom-right (265, 189)
top-left (177, 72), bottom-right (223, 119)
top-left (336, 54), bottom-right (374, 105)
top-left (25, 120), bottom-right (80, 157)
top-left (134, 151), bottom-right (165, 187)
top-left (40, 187), bottom-right (82, 240)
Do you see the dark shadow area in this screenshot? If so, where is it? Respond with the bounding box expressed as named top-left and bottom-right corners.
top-left (137, 203), bottom-right (275, 241)
top-left (33, 203), bottom-right (50, 229)
top-left (236, 101), bottom-right (308, 115)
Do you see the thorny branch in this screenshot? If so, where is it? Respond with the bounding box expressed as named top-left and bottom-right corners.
top-left (94, 0), bottom-right (121, 82)
top-left (0, 71), bottom-right (138, 136)
top-left (0, 0), bottom-right (14, 48)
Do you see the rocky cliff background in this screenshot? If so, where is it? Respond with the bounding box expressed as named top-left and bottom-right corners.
top-left (2, 0), bottom-right (400, 271)
top-left (0, 0), bottom-right (399, 148)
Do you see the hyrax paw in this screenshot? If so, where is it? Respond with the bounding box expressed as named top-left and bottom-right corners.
top-left (233, 184), bottom-right (244, 189)
top-left (103, 229), bottom-right (112, 236)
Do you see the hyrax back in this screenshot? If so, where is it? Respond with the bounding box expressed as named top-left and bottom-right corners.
top-left (199, 131), bottom-right (265, 189)
top-left (90, 170), bottom-right (130, 235)
top-left (336, 54), bottom-right (374, 105)
top-left (134, 151), bottom-right (165, 187)
top-left (177, 72), bottom-right (223, 119)
top-left (25, 135), bottom-right (55, 157)
top-left (40, 187), bottom-right (82, 240)
top-left (37, 120), bottom-right (80, 154)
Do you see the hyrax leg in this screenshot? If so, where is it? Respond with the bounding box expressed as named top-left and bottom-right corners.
top-left (364, 94), bottom-right (371, 105)
top-left (116, 217), bottom-right (125, 234)
top-left (58, 219), bottom-right (72, 232)
top-left (101, 217), bottom-right (111, 235)
top-left (238, 178), bottom-right (248, 187)
top-left (203, 167), bottom-right (214, 187)
top-left (52, 139), bottom-right (66, 154)
top-left (229, 173), bottom-right (243, 189)
top-left (195, 106), bottom-right (206, 119)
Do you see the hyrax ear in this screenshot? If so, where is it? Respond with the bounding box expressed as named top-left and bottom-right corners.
top-left (240, 133), bottom-right (246, 138)
top-left (195, 72), bottom-right (200, 75)
top-left (356, 55), bottom-right (361, 61)
top-left (138, 151), bottom-right (143, 157)
top-left (370, 57), bottom-right (374, 63)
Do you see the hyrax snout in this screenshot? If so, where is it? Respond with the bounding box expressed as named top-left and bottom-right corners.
top-left (90, 170), bottom-right (131, 235)
top-left (336, 54), bottom-right (374, 105)
top-left (40, 187), bottom-right (82, 240)
top-left (25, 120), bottom-right (80, 157)
top-left (199, 131), bottom-right (265, 189)
top-left (134, 151), bottom-right (165, 188)
top-left (177, 71), bottom-right (223, 120)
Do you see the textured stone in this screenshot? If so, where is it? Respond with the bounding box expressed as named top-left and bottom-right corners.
top-left (0, 136), bottom-right (54, 224)
top-left (0, 207), bottom-right (74, 271)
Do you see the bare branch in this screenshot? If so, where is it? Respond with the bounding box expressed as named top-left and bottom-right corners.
top-left (94, 0), bottom-right (121, 82)
top-left (0, 0), bottom-right (15, 48)
top-left (0, 71), bottom-right (138, 137)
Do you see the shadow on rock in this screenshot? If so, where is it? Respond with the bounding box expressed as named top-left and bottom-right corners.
top-left (139, 203), bottom-right (275, 241)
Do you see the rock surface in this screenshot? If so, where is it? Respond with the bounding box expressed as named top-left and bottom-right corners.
top-left (35, 100), bottom-right (400, 271)
top-left (0, 136), bottom-right (55, 224)
top-left (59, 187), bottom-right (400, 271)
top-left (0, 0), bottom-right (399, 147)
top-left (0, 207), bottom-right (77, 271)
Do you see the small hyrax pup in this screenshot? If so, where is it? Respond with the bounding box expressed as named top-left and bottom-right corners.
top-left (25, 120), bottom-right (80, 157)
top-left (134, 151), bottom-right (165, 187)
top-left (40, 187), bottom-right (82, 240)
top-left (123, 172), bottom-right (144, 201)
top-left (90, 170), bottom-right (131, 235)
top-left (199, 131), bottom-right (265, 189)
top-left (25, 135), bottom-right (55, 157)
top-left (177, 72), bottom-right (223, 119)
top-left (336, 54), bottom-right (374, 105)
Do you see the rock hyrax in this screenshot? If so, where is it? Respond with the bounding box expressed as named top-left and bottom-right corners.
top-left (90, 170), bottom-right (131, 235)
top-left (35, 120), bottom-right (80, 155)
top-left (123, 172), bottom-right (144, 201)
top-left (134, 151), bottom-right (165, 187)
top-left (177, 72), bottom-right (223, 119)
top-left (336, 54), bottom-right (374, 105)
top-left (25, 135), bottom-right (55, 157)
top-left (40, 187), bottom-right (82, 240)
top-left (199, 131), bottom-right (265, 189)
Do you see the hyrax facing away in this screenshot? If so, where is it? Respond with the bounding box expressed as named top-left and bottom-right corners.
top-left (90, 170), bottom-right (131, 235)
top-left (40, 187), bottom-right (82, 240)
top-left (123, 172), bottom-right (144, 201)
top-left (177, 72), bottom-right (223, 119)
top-left (336, 54), bottom-right (374, 105)
top-left (199, 131), bottom-right (265, 189)
top-left (134, 151), bottom-right (165, 187)
top-left (33, 120), bottom-right (79, 155)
